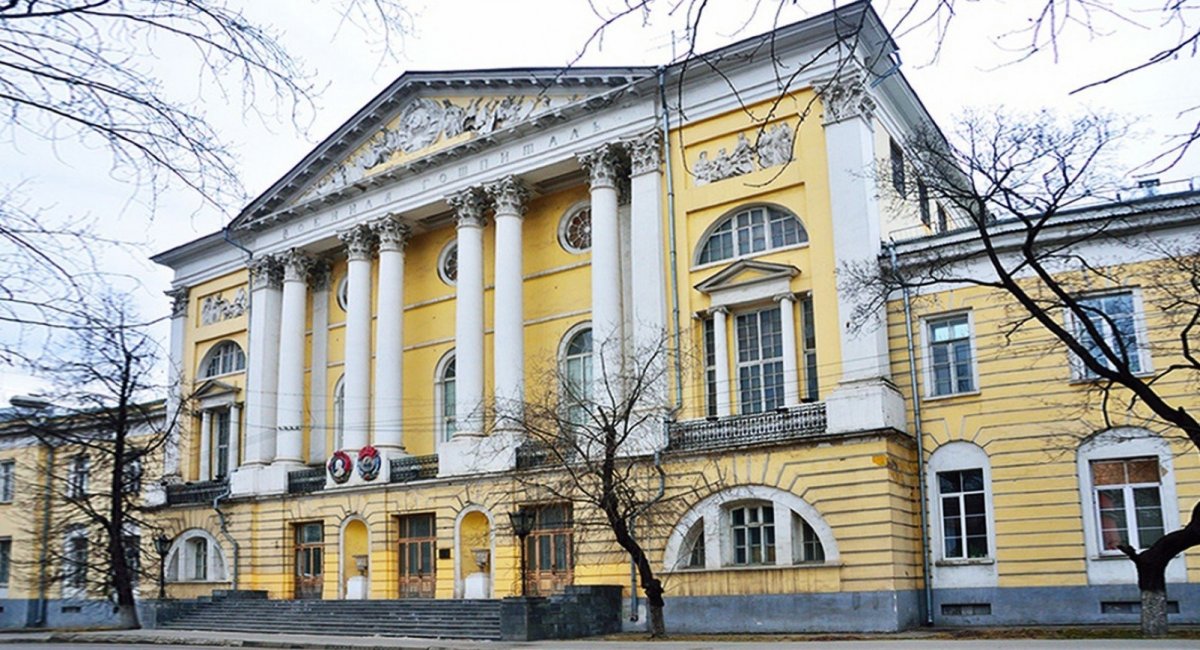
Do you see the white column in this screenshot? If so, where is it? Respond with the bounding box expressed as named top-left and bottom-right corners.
top-left (711, 307), bottom-right (732, 417)
top-left (373, 216), bottom-right (411, 453)
top-left (448, 188), bottom-right (487, 437)
top-left (487, 176), bottom-right (529, 430)
top-left (339, 224), bottom-right (376, 451)
top-left (199, 410), bottom-right (212, 480)
top-left (242, 255), bottom-right (282, 466)
top-left (228, 403), bottom-right (241, 473)
top-left (307, 262), bottom-right (331, 464)
top-left (578, 143), bottom-right (624, 396)
top-left (777, 294), bottom-right (801, 407)
top-left (625, 131), bottom-right (668, 407)
top-left (163, 287), bottom-right (189, 481)
top-left (274, 248), bottom-right (313, 465)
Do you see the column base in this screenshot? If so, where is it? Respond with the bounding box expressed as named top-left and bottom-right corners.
top-left (229, 464), bottom-right (263, 497)
top-left (824, 378), bottom-right (907, 435)
top-left (438, 431), bottom-right (520, 477)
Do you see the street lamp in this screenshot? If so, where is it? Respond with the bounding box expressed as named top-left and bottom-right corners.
top-left (508, 508), bottom-right (535, 597)
top-left (153, 534), bottom-right (172, 600)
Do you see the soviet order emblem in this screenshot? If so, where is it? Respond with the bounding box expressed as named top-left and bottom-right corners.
top-left (357, 445), bottom-right (381, 481)
top-left (327, 450), bottom-right (353, 484)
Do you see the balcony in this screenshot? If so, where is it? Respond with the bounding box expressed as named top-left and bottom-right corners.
top-left (287, 466), bottom-right (325, 494)
top-left (166, 478), bottom-right (229, 506)
top-left (667, 402), bottom-right (827, 453)
top-left (389, 454), bottom-right (438, 483)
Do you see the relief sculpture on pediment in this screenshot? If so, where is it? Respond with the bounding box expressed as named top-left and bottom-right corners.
top-left (199, 287), bottom-right (248, 326)
top-left (693, 122), bottom-right (795, 186)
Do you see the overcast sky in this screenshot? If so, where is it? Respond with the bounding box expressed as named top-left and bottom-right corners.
top-left (2, 0), bottom-right (1196, 401)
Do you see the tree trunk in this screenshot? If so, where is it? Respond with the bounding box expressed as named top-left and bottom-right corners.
top-left (1119, 500), bottom-right (1200, 638)
top-left (114, 602), bottom-right (139, 630)
top-left (644, 577), bottom-right (666, 638)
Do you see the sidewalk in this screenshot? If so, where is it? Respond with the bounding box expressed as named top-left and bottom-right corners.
top-left (2, 628), bottom-right (1200, 649)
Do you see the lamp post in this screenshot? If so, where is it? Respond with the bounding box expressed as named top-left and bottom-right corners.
top-left (153, 534), bottom-right (171, 600)
top-left (507, 508), bottom-right (534, 597)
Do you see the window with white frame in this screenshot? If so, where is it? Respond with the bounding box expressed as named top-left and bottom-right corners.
top-left (64, 530), bottom-right (88, 593)
top-left (735, 308), bottom-right (785, 414)
top-left (938, 469), bottom-right (988, 559)
top-left (664, 486), bottom-right (837, 571)
top-left (562, 328), bottom-right (593, 427)
top-left (0, 460), bottom-right (13, 503)
top-left (703, 318), bottom-right (718, 417)
top-left (332, 376), bottom-right (345, 450)
top-left (200, 341), bottom-right (246, 378)
top-left (164, 530), bottom-right (227, 582)
top-left (213, 410), bottom-right (231, 479)
top-left (1072, 291), bottom-right (1145, 376)
top-left (927, 314), bottom-right (975, 396)
top-left (800, 295), bottom-right (818, 402)
top-left (696, 206), bottom-right (808, 265)
top-left (438, 240), bottom-right (458, 285)
top-left (336, 276), bottom-right (349, 312)
top-left (927, 441), bottom-right (996, 574)
top-left (0, 538), bottom-right (11, 588)
top-left (436, 353), bottom-right (456, 443)
top-left (67, 454), bottom-right (89, 499)
top-left (121, 453), bottom-right (142, 495)
top-left (558, 203), bottom-right (592, 253)
top-left (1090, 457), bottom-right (1164, 553)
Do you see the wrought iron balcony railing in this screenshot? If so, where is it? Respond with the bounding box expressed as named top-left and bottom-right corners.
top-left (166, 478), bottom-right (229, 506)
top-left (389, 454), bottom-right (439, 483)
top-left (667, 402), bottom-right (827, 453)
top-left (287, 466), bottom-right (326, 494)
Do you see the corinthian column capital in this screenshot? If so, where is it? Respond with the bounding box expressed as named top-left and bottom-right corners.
top-left (165, 287), bottom-right (189, 318)
top-left (816, 70), bottom-right (876, 125)
top-left (447, 187), bottom-right (488, 229)
top-left (578, 143), bottom-right (622, 190)
top-left (338, 224), bottom-right (377, 261)
top-left (486, 175), bottom-right (530, 218)
top-left (248, 255), bottom-right (282, 291)
top-left (373, 215), bottom-right (412, 252)
top-left (279, 248), bottom-right (315, 283)
top-left (625, 130), bottom-right (663, 176)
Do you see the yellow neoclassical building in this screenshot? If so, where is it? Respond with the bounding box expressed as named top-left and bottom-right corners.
top-left (4, 1), bottom-right (1198, 636)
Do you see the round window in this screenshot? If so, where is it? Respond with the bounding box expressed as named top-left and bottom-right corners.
top-left (336, 276), bottom-right (349, 311)
top-left (438, 240), bottom-right (458, 285)
top-left (559, 204), bottom-right (592, 253)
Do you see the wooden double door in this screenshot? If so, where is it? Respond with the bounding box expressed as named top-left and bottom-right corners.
top-left (398, 513), bottom-right (436, 598)
top-left (294, 522), bottom-right (324, 599)
top-left (524, 504), bottom-right (574, 596)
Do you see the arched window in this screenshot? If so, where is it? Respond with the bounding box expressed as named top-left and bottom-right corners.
top-left (696, 205), bottom-right (808, 265)
top-left (332, 376), bottom-right (345, 451)
top-left (438, 240), bottom-right (458, 285)
top-left (164, 529), bottom-right (228, 583)
top-left (663, 485), bottom-right (837, 571)
top-left (200, 341), bottom-right (245, 378)
top-left (561, 327), bottom-right (592, 426)
top-left (436, 352), bottom-right (457, 443)
top-left (558, 203), bottom-right (592, 253)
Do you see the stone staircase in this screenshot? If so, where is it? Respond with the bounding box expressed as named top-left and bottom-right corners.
top-left (157, 597), bottom-right (503, 640)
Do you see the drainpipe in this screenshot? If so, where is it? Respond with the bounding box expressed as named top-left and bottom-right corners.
top-left (629, 429), bottom-right (668, 622)
top-left (889, 241), bottom-right (933, 625)
top-left (222, 225), bottom-right (253, 262)
top-left (658, 67), bottom-right (684, 410)
top-left (212, 487), bottom-right (240, 590)
top-left (34, 442), bottom-right (55, 627)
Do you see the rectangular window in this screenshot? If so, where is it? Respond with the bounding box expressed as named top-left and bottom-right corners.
top-left (1074, 292), bottom-right (1143, 376)
top-left (1091, 457), bottom-right (1164, 553)
top-left (703, 318), bottom-right (717, 417)
top-left (928, 314), bottom-right (975, 396)
top-left (121, 455), bottom-right (142, 495)
top-left (938, 468), bottom-right (989, 559)
top-left (67, 455), bottom-right (89, 499)
top-left (890, 139), bottom-right (906, 197)
top-left (0, 460), bottom-right (13, 503)
top-left (918, 179), bottom-right (930, 225)
top-left (0, 539), bottom-right (10, 587)
top-left (123, 534), bottom-right (140, 586)
top-left (937, 205), bottom-right (948, 232)
top-left (800, 295), bottom-right (818, 401)
top-left (65, 535), bottom-right (88, 591)
top-left (735, 309), bottom-right (785, 414)
top-left (730, 504), bottom-right (775, 565)
top-left (214, 410), bottom-right (231, 479)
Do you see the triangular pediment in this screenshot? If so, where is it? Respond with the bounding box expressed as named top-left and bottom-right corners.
top-left (193, 379), bottom-right (240, 400)
top-left (232, 68), bottom-right (653, 229)
top-left (695, 260), bottom-right (800, 294)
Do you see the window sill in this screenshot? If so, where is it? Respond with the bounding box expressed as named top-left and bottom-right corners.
top-left (1068, 368), bottom-right (1155, 386)
top-left (923, 389), bottom-right (981, 402)
top-left (935, 558), bottom-right (994, 567)
top-left (665, 561), bottom-right (840, 575)
top-left (689, 242), bottom-right (810, 273)
top-left (197, 370), bottom-right (245, 382)
top-left (1091, 553), bottom-right (1139, 562)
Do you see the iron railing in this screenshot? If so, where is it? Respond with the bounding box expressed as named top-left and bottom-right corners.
top-left (389, 454), bottom-right (438, 483)
top-left (667, 403), bottom-right (827, 453)
top-left (166, 478), bottom-right (228, 506)
top-left (287, 467), bottom-right (326, 494)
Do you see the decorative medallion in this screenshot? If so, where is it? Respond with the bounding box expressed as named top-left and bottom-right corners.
top-left (357, 445), bottom-right (381, 481)
top-left (327, 450), bottom-right (353, 484)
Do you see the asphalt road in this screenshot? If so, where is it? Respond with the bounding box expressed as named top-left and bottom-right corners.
top-left (5, 641), bottom-right (1200, 649)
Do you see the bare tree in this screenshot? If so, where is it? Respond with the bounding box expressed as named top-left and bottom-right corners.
top-left (855, 109), bottom-right (1200, 636)
top-left (12, 294), bottom-right (178, 629)
top-left (494, 332), bottom-right (713, 638)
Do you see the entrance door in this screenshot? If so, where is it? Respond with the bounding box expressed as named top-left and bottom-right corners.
top-left (398, 513), bottom-right (436, 598)
top-left (525, 504), bottom-right (573, 596)
top-left (294, 522), bottom-right (324, 599)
